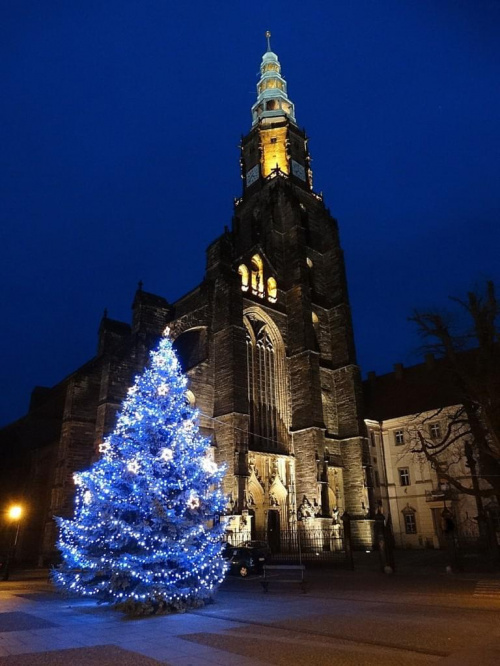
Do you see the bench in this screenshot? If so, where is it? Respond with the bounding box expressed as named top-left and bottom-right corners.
top-left (261, 564), bottom-right (307, 593)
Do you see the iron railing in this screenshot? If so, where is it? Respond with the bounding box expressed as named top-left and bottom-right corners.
top-left (223, 528), bottom-right (348, 564)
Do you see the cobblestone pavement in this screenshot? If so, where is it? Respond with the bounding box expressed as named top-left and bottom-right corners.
top-left (0, 569), bottom-right (499, 665)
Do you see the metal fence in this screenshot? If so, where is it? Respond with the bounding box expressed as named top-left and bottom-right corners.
top-left (223, 528), bottom-right (349, 565)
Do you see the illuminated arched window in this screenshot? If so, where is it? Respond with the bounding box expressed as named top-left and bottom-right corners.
top-left (185, 390), bottom-right (196, 407)
top-left (238, 264), bottom-right (249, 292)
top-left (251, 255), bottom-right (264, 297)
top-left (267, 277), bottom-right (277, 303)
top-left (244, 312), bottom-right (287, 451)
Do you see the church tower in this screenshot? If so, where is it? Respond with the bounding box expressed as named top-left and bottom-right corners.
top-left (1, 33), bottom-right (373, 565)
top-left (196, 33), bottom-right (373, 545)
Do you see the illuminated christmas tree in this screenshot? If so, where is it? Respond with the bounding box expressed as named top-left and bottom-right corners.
top-left (53, 328), bottom-right (227, 614)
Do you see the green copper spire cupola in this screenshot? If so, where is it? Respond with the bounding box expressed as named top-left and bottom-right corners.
top-left (251, 31), bottom-right (296, 126)
top-left (240, 32), bottom-right (312, 192)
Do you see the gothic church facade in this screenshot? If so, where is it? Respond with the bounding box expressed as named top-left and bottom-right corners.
top-left (2, 37), bottom-right (373, 562)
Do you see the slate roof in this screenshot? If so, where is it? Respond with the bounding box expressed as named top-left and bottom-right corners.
top-left (363, 357), bottom-right (463, 422)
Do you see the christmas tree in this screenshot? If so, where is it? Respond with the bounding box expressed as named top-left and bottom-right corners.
top-left (52, 328), bottom-right (227, 614)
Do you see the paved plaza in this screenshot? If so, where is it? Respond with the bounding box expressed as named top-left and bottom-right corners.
top-left (1, 566), bottom-right (500, 665)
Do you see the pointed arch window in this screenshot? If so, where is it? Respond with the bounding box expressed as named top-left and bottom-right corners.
top-left (267, 277), bottom-right (277, 303)
top-left (244, 312), bottom-right (287, 452)
top-left (238, 264), bottom-right (249, 292)
top-left (251, 255), bottom-right (264, 297)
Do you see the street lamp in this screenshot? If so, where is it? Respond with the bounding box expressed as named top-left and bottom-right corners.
top-left (2, 504), bottom-right (24, 581)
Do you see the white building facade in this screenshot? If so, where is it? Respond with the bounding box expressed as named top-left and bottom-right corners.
top-left (363, 359), bottom-right (498, 549)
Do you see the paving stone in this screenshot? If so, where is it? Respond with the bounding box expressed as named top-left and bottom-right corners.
top-left (0, 614), bottom-right (57, 633)
top-left (0, 644), bottom-right (168, 665)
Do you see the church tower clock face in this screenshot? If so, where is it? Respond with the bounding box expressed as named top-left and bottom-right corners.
top-left (246, 164), bottom-right (260, 188)
top-left (291, 159), bottom-right (306, 181)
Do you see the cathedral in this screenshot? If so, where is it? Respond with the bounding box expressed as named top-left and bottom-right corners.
top-left (1, 35), bottom-right (374, 563)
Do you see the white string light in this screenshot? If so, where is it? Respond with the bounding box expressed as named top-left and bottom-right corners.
top-left (53, 332), bottom-right (228, 613)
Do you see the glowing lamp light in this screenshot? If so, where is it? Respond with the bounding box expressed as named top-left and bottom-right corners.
top-left (83, 491), bottom-right (92, 505)
top-left (163, 325), bottom-right (171, 337)
top-left (8, 505), bottom-right (23, 521)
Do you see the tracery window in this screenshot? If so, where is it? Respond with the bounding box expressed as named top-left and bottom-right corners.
top-left (244, 313), bottom-right (287, 451)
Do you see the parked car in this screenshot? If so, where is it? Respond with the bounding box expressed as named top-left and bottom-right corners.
top-left (221, 542), bottom-right (236, 560)
top-left (229, 545), bottom-right (270, 577)
top-left (241, 540), bottom-right (272, 558)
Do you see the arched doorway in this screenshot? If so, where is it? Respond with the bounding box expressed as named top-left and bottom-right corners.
top-left (267, 510), bottom-right (281, 553)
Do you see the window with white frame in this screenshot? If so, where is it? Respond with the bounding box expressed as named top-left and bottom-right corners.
top-left (394, 429), bottom-right (405, 446)
top-left (399, 467), bottom-right (410, 486)
top-left (404, 513), bottom-right (417, 534)
top-left (429, 422), bottom-right (441, 440)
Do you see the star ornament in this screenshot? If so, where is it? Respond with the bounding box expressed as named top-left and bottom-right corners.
top-left (157, 383), bottom-right (169, 396)
top-left (99, 441), bottom-right (110, 454)
top-left (187, 494), bottom-right (200, 510)
top-left (127, 460), bottom-right (140, 474)
top-left (160, 447), bottom-right (173, 463)
top-left (182, 420), bottom-right (196, 433)
top-left (162, 325), bottom-right (171, 337)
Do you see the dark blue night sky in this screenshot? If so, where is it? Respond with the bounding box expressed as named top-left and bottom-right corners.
top-left (2, 1), bottom-right (499, 426)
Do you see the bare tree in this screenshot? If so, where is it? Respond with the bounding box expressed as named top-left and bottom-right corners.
top-left (409, 281), bottom-right (500, 502)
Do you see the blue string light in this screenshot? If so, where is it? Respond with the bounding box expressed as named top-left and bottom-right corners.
top-left (52, 331), bottom-right (228, 613)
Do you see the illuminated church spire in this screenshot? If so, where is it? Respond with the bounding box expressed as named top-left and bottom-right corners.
top-left (251, 31), bottom-right (296, 126)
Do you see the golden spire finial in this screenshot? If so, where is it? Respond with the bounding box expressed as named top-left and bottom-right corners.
top-left (265, 30), bottom-right (272, 52)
